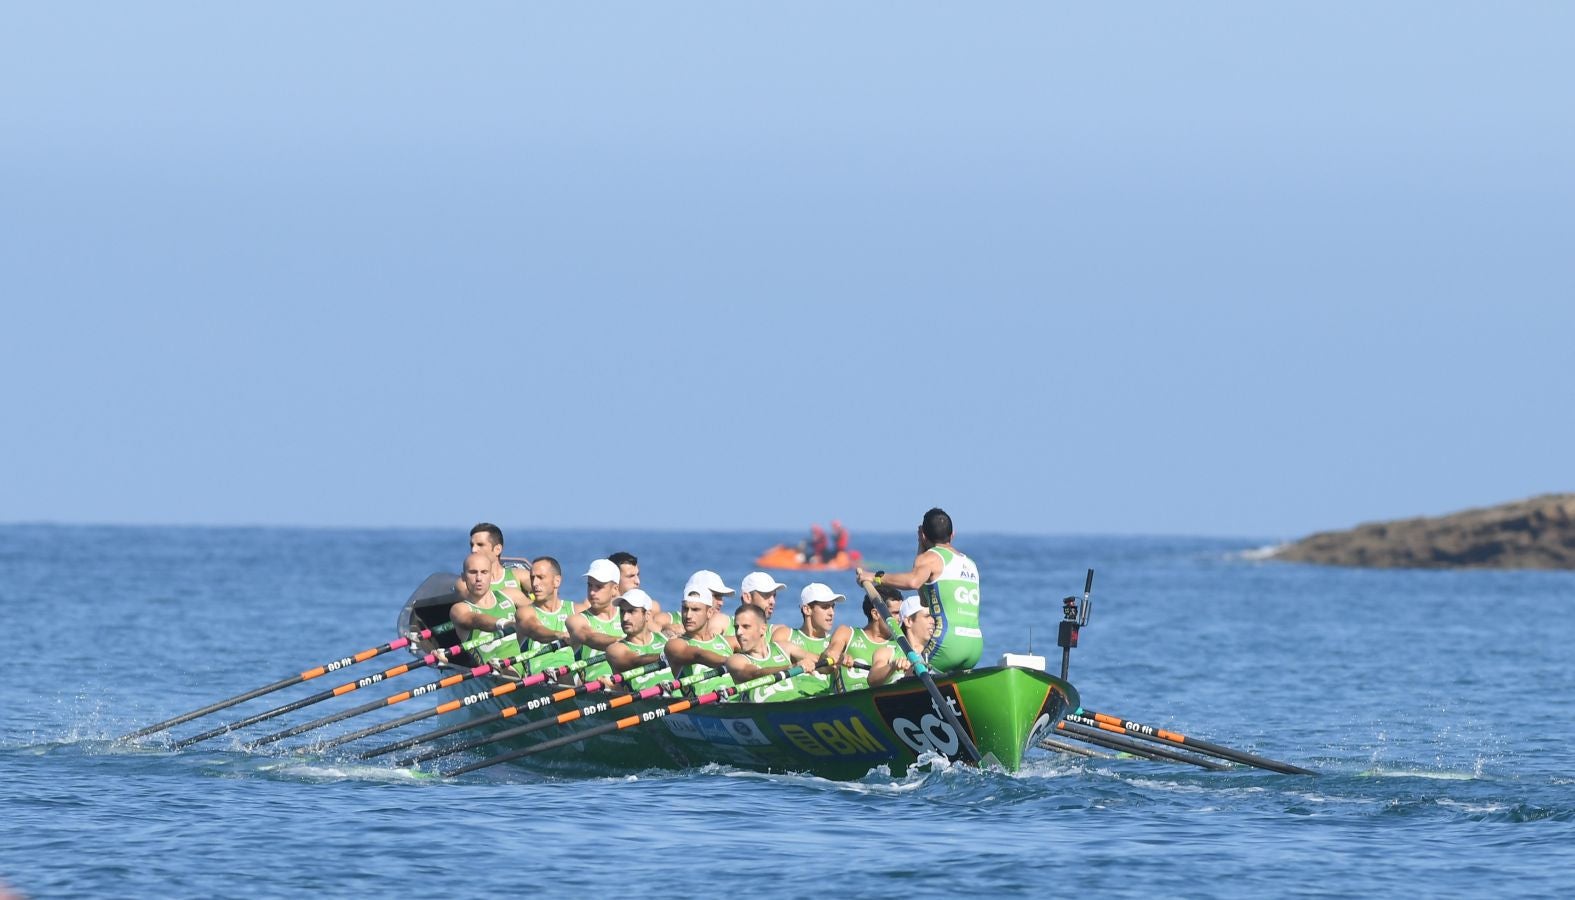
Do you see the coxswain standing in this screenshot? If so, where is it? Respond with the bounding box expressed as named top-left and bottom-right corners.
top-left (855, 507), bottom-right (981, 673)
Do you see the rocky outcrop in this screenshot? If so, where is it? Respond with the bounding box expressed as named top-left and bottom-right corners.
top-left (1270, 494), bottom-right (1575, 569)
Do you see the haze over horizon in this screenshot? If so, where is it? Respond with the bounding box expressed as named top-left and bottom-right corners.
top-left (3, 4), bottom-right (1571, 542)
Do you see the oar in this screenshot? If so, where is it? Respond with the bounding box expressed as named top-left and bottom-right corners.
top-left (251, 639), bottom-right (571, 750)
top-left (858, 579), bottom-right (983, 765)
top-left (170, 626), bottom-right (517, 749)
top-left (1054, 721), bottom-right (1231, 770)
top-left (120, 623), bottom-right (457, 741)
top-left (398, 664), bottom-right (722, 766)
top-left (1036, 735), bottom-right (1107, 758)
top-left (1068, 710), bottom-right (1317, 775)
top-left (351, 652), bottom-right (652, 756)
top-left (442, 666), bottom-right (802, 777)
top-left (247, 658), bottom-right (516, 749)
top-left (312, 643), bottom-right (588, 753)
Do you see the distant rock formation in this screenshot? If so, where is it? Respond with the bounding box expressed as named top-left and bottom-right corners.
top-left (1270, 494), bottom-right (1575, 569)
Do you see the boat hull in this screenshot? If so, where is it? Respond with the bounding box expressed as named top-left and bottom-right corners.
top-left (396, 574), bottom-right (1077, 778)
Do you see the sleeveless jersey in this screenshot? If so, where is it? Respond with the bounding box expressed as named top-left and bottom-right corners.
top-left (464, 589), bottom-right (522, 674)
top-left (745, 641), bottom-right (810, 703)
top-left (491, 567), bottom-right (523, 593)
top-left (618, 631), bottom-right (670, 692)
top-left (919, 546), bottom-right (982, 672)
top-left (840, 626), bottom-right (895, 692)
top-left (677, 633), bottom-right (734, 696)
top-left (576, 610), bottom-right (622, 680)
top-left (784, 627), bottom-right (832, 698)
top-left (527, 598), bottom-right (576, 674)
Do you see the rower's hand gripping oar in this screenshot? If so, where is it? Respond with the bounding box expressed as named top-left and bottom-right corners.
top-left (170, 624), bottom-right (521, 749)
top-left (857, 577), bottom-right (983, 765)
top-left (441, 666), bottom-right (804, 777)
top-left (120, 622), bottom-right (457, 741)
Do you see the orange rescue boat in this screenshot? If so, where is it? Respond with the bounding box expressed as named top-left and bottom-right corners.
top-left (752, 544), bottom-right (862, 571)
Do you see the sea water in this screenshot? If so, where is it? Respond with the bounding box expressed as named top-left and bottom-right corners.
top-left (1, 524), bottom-right (1571, 898)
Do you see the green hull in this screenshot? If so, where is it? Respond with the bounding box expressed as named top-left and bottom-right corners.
top-left (398, 574), bottom-right (1078, 779)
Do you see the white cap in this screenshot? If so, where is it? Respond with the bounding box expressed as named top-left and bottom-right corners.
top-left (899, 595), bottom-right (925, 618)
top-left (584, 558), bottom-right (620, 584)
top-left (740, 572), bottom-right (787, 594)
top-left (800, 583), bottom-right (845, 606)
top-left (682, 570), bottom-right (734, 601)
top-left (616, 588), bottom-right (654, 610)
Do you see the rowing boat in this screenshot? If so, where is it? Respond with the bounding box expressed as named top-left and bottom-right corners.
top-left (752, 544), bottom-right (861, 571)
top-left (398, 574), bottom-right (1078, 778)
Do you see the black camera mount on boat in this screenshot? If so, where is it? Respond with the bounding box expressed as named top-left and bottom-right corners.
top-left (1058, 568), bottom-right (1094, 680)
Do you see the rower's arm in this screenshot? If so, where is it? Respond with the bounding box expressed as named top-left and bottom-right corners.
top-left (515, 606), bottom-right (566, 644)
top-left (856, 552), bottom-right (938, 592)
top-left (782, 641), bottom-right (821, 669)
top-left (823, 625), bottom-right (854, 667)
top-left (606, 641), bottom-right (662, 674)
top-left (449, 601), bottom-right (509, 632)
top-left (867, 645), bottom-right (909, 686)
top-left (566, 614), bottom-right (622, 652)
top-left (725, 653), bottom-right (795, 682)
top-left (662, 638), bottom-right (695, 675)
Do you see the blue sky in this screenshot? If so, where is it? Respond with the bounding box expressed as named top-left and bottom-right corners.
top-left (2, 3), bottom-right (1571, 539)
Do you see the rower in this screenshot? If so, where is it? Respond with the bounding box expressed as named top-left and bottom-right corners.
top-left (867, 595), bottom-right (931, 686)
top-left (449, 551), bottom-right (525, 675)
top-left (825, 583), bottom-right (905, 691)
top-left (567, 558), bottom-right (624, 680)
top-left (662, 573), bottom-right (738, 696)
top-left (612, 550), bottom-right (672, 633)
top-left (854, 506), bottom-right (981, 673)
top-left (523, 557), bottom-right (575, 675)
top-left (769, 582), bottom-right (840, 698)
top-left (604, 589), bottom-right (670, 692)
top-left (725, 604), bottom-right (821, 702)
top-left (453, 522), bottom-right (528, 594)
top-left (739, 571), bottom-right (786, 624)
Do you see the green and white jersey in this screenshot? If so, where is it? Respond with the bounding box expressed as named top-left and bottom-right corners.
top-left (784, 628), bottom-right (832, 698)
top-left (492, 567), bottom-right (524, 593)
top-left (527, 599), bottom-right (576, 675)
top-left (618, 632), bottom-right (670, 692)
top-left (677, 633), bottom-right (734, 696)
top-left (919, 546), bottom-right (982, 672)
top-left (841, 626), bottom-right (895, 692)
top-left (576, 610), bottom-right (622, 680)
top-left (464, 589), bottom-right (522, 674)
top-left (745, 641), bottom-right (810, 703)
